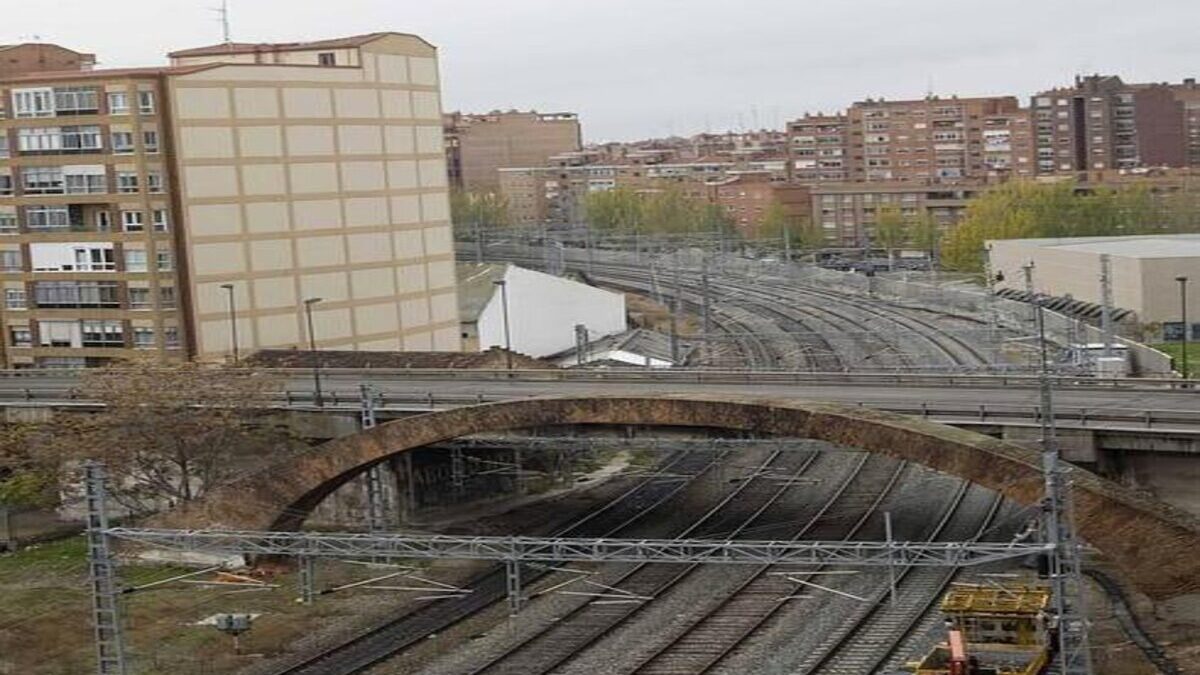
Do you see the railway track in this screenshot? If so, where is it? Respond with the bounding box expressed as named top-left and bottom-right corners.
top-left (794, 484), bottom-right (1004, 674)
top-left (461, 449), bottom-right (824, 675)
top-left (579, 261), bottom-right (1001, 373)
top-left (609, 455), bottom-right (909, 675)
top-left (274, 448), bottom-right (730, 675)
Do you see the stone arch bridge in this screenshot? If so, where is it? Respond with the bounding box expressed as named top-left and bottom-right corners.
top-left (159, 396), bottom-right (1200, 601)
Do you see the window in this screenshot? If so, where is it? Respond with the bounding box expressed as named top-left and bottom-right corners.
top-left (318, 52), bottom-right (336, 66)
top-left (53, 87), bottom-right (99, 115)
top-left (159, 286), bottom-right (176, 309)
top-left (81, 320), bottom-right (124, 347)
top-left (5, 288), bottom-right (26, 309)
top-left (107, 92), bottom-right (130, 115)
top-left (111, 132), bottom-right (135, 154)
top-left (0, 175), bottom-right (11, 196)
top-left (61, 126), bottom-right (102, 152)
top-left (121, 210), bottom-right (144, 232)
top-left (128, 286), bottom-right (152, 309)
top-left (9, 327), bottom-right (31, 347)
top-left (12, 88), bottom-right (54, 118)
top-left (0, 211), bottom-right (16, 234)
top-left (137, 91), bottom-right (156, 114)
top-left (156, 251), bottom-right (173, 271)
top-left (117, 172), bottom-right (140, 194)
top-left (17, 127), bottom-right (62, 153)
top-left (133, 327), bottom-right (155, 349)
top-left (0, 250), bottom-right (22, 272)
top-left (24, 205), bottom-right (70, 231)
top-left (164, 326), bottom-right (181, 349)
top-left (22, 167), bottom-right (64, 194)
top-left (95, 210), bottom-right (112, 232)
top-left (124, 249), bottom-right (147, 272)
top-left (152, 209), bottom-right (169, 232)
top-left (72, 246), bottom-right (116, 271)
top-left (64, 167), bottom-right (107, 194)
top-left (33, 281), bottom-right (120, 308)
top-left (146, 172), bottom-right (164, 193)
top-left (142, 130), bottom-right (159, 153)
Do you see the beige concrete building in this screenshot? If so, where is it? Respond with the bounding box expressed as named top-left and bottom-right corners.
top-left (444, 110), bottom-right (581, 192)
top-left (988, 235), bottom-right (1200, 336)
top-left (0, 33), bottom-right (458, 368)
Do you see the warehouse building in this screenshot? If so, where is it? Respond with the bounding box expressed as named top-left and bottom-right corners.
top-left (457, 263), bottom-right (626, 358)
top-left (988, 235), bottom-right (1200, 339)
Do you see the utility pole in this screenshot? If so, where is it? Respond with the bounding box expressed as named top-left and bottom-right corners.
top-left (574, 323), bottom-right (588, 367)
top-left (670, 265), bottom-right (682, 364)
top-left (1177, 276), bottom-right (1190, 380)
top-left (1099, 254), bottom-right (1114, 358)
top-left (84, 462), bottom-right (128, 675)
top-left (1035, 299), bottom-right (1095, 675)
top-left (360, 384), bottom-right (387, 533)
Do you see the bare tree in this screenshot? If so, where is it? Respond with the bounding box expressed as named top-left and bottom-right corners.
top-left (51, 363), bottom-right (301, 516)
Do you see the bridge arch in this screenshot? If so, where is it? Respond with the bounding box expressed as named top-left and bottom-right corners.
top-left (161, 395), bottom-right (1200, 600)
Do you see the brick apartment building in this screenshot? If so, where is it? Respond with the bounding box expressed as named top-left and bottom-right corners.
top-left (787, 97), bottom-right (1033, 184)
top-left (0, 44), bottom-right (96, 79)
top-left (810, 183), bottom-right (978, 248)
top-left (1032, 75), bottom-right (1199, 176)
top-left (709, 171), bottom-right (810, 238)
top-left (443, 110), bottom-right (581, 192)
top-left (0, 33), bottom-right (460, 368)
top-left (787, 114), bottom-right (849, 182)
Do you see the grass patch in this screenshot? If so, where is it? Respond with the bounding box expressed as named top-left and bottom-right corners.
top-left (1150, 342), bottom-right (1198, 375)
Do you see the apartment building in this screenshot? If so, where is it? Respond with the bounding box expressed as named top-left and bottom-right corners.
top-left (786, 97), bottom-right (1033, 184)
top-left (443, 110), bottom-right (581, 192)
top-left (0, 33), bottom-right (459, 368)
top-left (1031, 75), bottom-right (1188, 175)
top-left (500, 153), bottom-right (734, 227)
top-left (846, 96), bottom-right (1033, 183)
top-left (710, 171), bottom-right (811, 237)
top-left (787, 114), bottom-right (849, 182)
top-left (810, 183), bottom-right (978, 247)
top-left (0, 44), bottom-right (96, 79)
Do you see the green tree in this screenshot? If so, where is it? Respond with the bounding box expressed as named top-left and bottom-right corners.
top-left (874, 204), bottom-right (909, 270)
top-left (940, 180), bottom-right (1176, 273)
top-left (451, 189), bottom-right (511, 239)
top-left (642, 187), bottom-right (700, 234)
top-left (912, 212), bottom-right (941, 262)
top-left (585, 188), bottom-right (644, 233)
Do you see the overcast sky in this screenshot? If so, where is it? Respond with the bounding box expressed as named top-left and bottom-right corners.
top-left (5, 0), bottom-right (1198, 141)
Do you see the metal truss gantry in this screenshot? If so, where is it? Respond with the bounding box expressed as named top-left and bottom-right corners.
top-left (106, 527), bottom-right (1048, 568)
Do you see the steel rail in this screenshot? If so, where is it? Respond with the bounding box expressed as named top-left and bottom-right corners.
top-left (463, 449), bottom-right (820, 675)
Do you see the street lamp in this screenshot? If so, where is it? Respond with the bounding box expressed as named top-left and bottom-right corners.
top-left (219, 283), bottom-right (238, 364)
top-left (492, 279), bottom-right (513, 370)
top-left (302, 297), bottom-right (324, 407)
top-left (1177, 276), bottom-right (1190, 380)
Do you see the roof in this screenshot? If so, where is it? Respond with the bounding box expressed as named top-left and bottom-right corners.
top-left (552, 328), bottom-right (693, 366)
top-left (0, 64), bottom-right (218, 84)
top-left (167, 31), bottom-right (432, 58)
top-left (993, 234), bottom-right (1200, 259)
top-left (456, 263), bottom-right (508, 323)
top-left (0, 43), bottom-right (95, 59)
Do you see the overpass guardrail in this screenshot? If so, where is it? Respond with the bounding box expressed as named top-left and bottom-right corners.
top-left (0, 367), bottom-right (1190, 392)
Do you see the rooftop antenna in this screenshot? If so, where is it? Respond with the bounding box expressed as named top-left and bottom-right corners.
top-left (212, 0), bottom-right (232, 44)
top-left (926, 74), bottom-right (935, 99)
